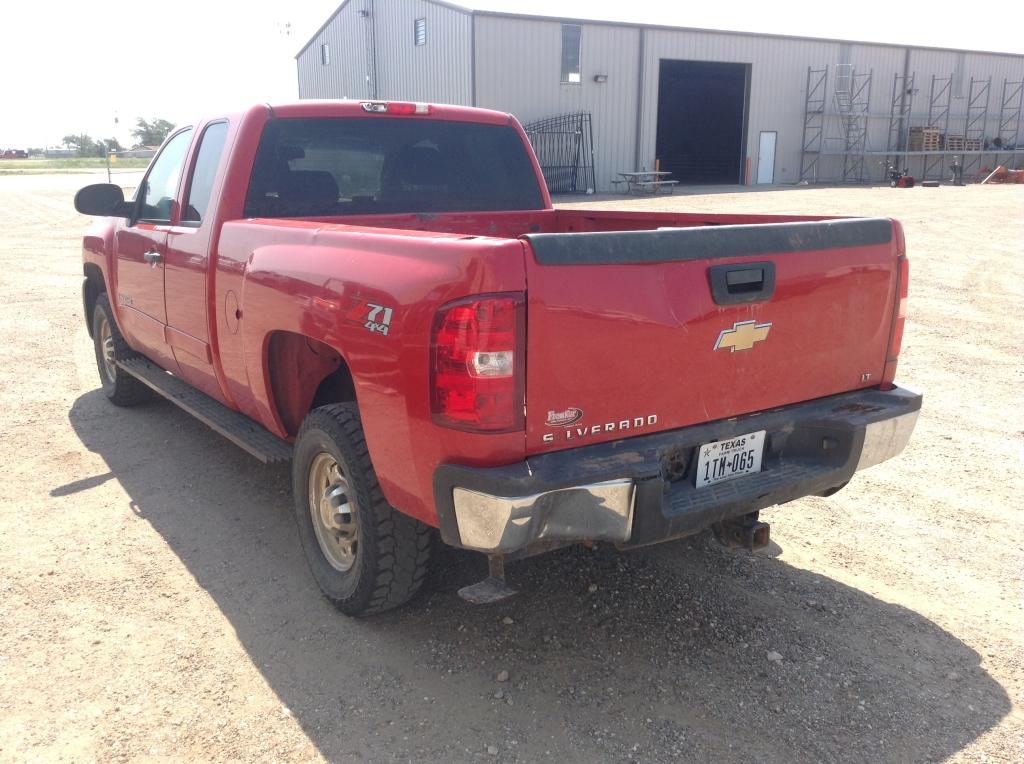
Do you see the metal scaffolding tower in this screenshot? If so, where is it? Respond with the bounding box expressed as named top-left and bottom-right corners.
top-left (886, 71), bottom-right (915, 167)
top-left (923, 74), bottom-right (953, 179)
top-left (995, 79), bottom-right (1023, 169)
top-left (798, 66), bottom-right (828, 183)
top-left (835, 64), bottom-right (873, 182)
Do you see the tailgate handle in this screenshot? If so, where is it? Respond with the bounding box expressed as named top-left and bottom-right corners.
top-left (708, 261), bottom-right (776, 305)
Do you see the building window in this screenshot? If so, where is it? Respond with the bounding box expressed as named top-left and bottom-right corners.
top-left (560, 24), bottom-right (581, 84)
top-left (321, 43), bottom-right (330, 66)
top-left (414, 18), bottom-right (426, 46)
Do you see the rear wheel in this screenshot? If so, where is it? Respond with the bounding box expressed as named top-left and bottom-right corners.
top-left (91, 293), bottom-right (151, 407)
top-left (292, 403), bottom-right (432, 615)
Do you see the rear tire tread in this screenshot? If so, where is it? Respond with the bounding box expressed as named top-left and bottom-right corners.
top-left (295, 403), bottom-right (432, 615)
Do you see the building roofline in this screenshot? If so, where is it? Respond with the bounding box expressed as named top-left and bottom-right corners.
top-left (297, 0), bottom-right (1023, 60)
top-left (469, 8), bottom-right (1024, 58)
top-left (296, 0), bottom-right (474, 59)
top-left (296, 0), bottom-right (347, 59)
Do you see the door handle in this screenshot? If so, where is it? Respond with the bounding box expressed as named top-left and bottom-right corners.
top-left (143, 250), bottom-right (162, 266)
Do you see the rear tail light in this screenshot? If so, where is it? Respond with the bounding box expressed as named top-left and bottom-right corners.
top-left (881, 254), bottom-right (909, 389)
top-left (431, 293), bottom-right (525, 432)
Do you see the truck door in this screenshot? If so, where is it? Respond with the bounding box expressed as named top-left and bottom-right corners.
top-left (114, 128), bottom-right (193, 370)
top-left (164, 121), bottom-right (231, 403)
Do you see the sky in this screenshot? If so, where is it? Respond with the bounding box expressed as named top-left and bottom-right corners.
top-left (2, 0), bottom-right (1021, 149)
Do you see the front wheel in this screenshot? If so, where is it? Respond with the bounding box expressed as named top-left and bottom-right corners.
top-left (91, 293), bottom-right (152, 407)
top-left (292, 403), bottom-right (432, 615)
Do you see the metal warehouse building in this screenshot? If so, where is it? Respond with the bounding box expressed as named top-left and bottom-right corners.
top-left (296, 0), bottom-right (1024, 192)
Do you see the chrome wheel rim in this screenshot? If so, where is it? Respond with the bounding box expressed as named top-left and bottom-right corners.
top-left (308, 452), bottom-right (359, 572)
top-left (98, 315), bottom-right (116, 383)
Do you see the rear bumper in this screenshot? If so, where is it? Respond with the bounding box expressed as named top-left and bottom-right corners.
top-left (433, 385), bottom-right (921, 554)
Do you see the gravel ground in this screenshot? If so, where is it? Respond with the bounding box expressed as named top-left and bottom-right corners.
top-left (0, 174), bottom-right (1021, 762)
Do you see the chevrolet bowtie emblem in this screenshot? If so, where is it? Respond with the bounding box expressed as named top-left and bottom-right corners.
top-left (714, 320), bottom-right (772, 352)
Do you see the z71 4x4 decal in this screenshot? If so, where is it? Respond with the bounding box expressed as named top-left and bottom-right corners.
top-left (344, 301), bottom-right (395, 336)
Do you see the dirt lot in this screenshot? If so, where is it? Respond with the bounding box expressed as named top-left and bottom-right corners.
top-left (0, 175), bottom-right (1021, 763)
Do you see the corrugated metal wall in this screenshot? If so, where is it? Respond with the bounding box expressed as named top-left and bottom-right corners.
top-left (297, 5), bottom-right (1024, 190)
top-left (639, 30), bottom-right (841, 185)
top-left (297, 3), bottom-right (372, 99)
top-left (905, 49), bottom-right (1024, 132)
top-left (296, 0), bottom-right (472, 105)
top-left (374, 0), bottom-right (473, 104)
top-left (473, 16), bottom-right (640, 192)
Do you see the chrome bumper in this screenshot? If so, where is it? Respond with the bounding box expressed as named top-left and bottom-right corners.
top-left (452, 479), bottom-right (636, 554)
top-left (855, 408), bottom-right (919, 471)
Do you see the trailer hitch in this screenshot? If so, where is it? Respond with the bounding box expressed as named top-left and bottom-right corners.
top-left (713, 511), bottom-right (770, 551)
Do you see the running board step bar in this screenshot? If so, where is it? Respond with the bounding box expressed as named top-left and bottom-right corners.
top-left (117, 356), bottom-right (293, 464)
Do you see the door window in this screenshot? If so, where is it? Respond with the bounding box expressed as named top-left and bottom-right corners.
top-left (139, 129), bottom-right (193, 222)
top-left (182, 122), bottom-right (229, 225)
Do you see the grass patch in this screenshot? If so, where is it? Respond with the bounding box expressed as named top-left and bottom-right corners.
top-left (0, 158), bottom-right (151, 171)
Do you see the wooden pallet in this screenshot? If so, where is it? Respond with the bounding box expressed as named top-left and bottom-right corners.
top-left (909, 127), bottom-right (940, 152)
top-left (963, 138), bottom-right (983, 151)
top-left (944, 134), bottom-right (965, 152)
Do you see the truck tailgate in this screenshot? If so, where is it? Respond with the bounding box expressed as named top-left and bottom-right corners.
top-left (522, 218), bottom-right (901, 454)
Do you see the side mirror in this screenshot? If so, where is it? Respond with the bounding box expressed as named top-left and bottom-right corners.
top-left (74, 183), bottom-right (133, 218)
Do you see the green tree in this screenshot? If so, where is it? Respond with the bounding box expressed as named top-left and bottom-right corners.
top-left (100, 137), bottom-right (124, 155)
top-left (131, 118), bottom-right (175, 147)
top-left (62, 133), bottom-right (99, 157)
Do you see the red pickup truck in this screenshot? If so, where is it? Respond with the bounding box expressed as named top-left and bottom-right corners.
top-left (75, 100), bottom-right (920, 615)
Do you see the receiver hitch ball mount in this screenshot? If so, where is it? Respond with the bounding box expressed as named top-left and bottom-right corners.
top-left (714, 511), bottom-right (771, 551)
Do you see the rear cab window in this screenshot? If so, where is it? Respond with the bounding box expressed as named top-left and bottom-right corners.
top-left (244, 118), bottom-right (544, 218)
top-left (182, 121), bottom-right (229, 226)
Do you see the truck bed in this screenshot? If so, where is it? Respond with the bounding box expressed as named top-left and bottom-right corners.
top-left (225, 208), bottom-right (903, 457)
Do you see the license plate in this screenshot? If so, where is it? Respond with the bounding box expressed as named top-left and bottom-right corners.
top-left (696, 430), bottom-right (765, 488)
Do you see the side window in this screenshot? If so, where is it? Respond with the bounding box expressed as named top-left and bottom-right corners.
top-left (183, 122), bottom-right (229, 225)
top-left (139, 129), bottom-right (192, 222)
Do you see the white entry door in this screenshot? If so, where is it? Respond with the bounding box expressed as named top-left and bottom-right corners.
top-left (757, 131), bottom-right (777, 184)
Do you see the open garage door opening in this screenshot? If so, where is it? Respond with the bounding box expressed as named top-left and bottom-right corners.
top-left (655, 60), bottom-right (750, 184)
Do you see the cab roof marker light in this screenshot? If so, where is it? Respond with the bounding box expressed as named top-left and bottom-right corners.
top-left (359, 101), bottom-right (432, 115)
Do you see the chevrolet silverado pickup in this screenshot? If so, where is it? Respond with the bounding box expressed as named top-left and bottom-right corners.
top-left (75, 100), bottom-right (920, 615)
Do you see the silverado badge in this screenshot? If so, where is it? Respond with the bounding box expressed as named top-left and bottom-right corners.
top-left (714, 320), bottom-right (772, 352)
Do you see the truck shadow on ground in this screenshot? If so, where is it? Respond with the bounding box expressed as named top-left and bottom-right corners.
top-left (65, 391), bottom-right (1010, 763)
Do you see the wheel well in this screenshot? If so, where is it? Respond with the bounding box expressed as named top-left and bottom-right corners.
top-left (83, 263), bottom-right (106, 338)
top-left (266, 331), bottom-right (356, 437)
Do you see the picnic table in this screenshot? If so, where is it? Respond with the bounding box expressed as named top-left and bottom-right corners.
top-left (613, 171), bottom-right (679, 195)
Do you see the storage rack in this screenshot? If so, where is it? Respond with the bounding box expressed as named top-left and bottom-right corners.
top-left (963, 77), bottom-right (992, 176)
top-left (995, 79), bottom-right (1024, 169)
top-left (798, 66), bottom-right (829, 183)
top-left (799, 64), bottom-right (1024, 183)
top-left (886, 72), bottom-right (915, 159)
top-left (923, 74), bottom-right (952, 180)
